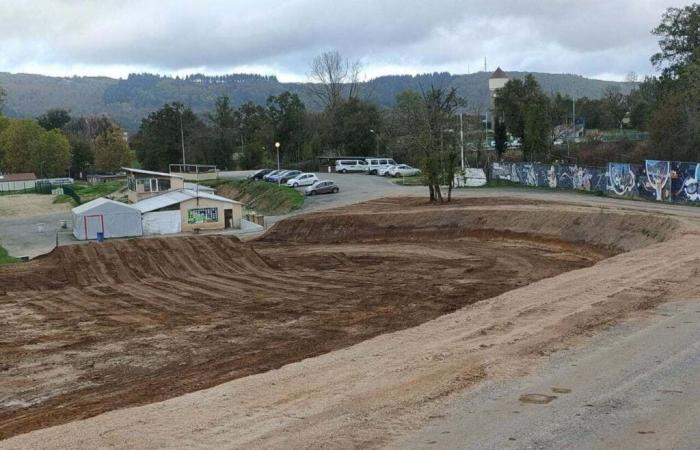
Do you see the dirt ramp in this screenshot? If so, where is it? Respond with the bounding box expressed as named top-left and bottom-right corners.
top-left (263, 199), bottom-right (680, 251)
top-left (0, 236), bottom-right (266, 293)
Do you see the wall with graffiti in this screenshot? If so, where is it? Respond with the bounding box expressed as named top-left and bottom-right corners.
top-left (489, 160), bottom-right (700, 205)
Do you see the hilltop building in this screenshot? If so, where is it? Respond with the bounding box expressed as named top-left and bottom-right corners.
top-left (488, 67), bottom-right (510, 130)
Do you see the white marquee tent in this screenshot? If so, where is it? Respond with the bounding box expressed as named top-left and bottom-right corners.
top-left (72, 198), bottom-right (143, 240)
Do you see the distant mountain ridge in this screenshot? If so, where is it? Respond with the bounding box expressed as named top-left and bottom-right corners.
top-left (0, 71), bottom-right (636, 132)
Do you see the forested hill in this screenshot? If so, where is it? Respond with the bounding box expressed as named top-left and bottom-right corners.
top-left (0, 71), bottom-right (636, 132)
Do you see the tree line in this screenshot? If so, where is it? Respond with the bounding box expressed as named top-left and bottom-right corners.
top-left (0, 101), bottom-right (133, 178)
top-left (494, 3), bottom-right (700, 165)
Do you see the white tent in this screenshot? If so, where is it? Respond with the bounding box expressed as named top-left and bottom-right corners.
top-left (72, 198), bottom-right (143, 240)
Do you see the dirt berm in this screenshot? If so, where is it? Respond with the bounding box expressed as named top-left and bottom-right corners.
top-left (263, 198), bottom-right (679, 251)
top-left (2, 197), bottom-right (698, 449)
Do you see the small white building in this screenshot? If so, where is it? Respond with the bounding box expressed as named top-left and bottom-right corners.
top-left (72, 198), bottom-right (143, 240)
top-left (0, 173), bottom-right (37, 192)
top-left (133, 189), bottom-right (243, 235)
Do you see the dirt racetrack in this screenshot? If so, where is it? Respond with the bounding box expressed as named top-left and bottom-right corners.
top-left (0, 197), bottom-right (694, 448)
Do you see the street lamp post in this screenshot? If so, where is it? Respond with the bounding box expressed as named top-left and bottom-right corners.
top-left (275, 142), bottom-right (281, 186)
top-left (370, 129), bottom-right (379, 156)
top-left (459, 113), bottom-right (465, 171)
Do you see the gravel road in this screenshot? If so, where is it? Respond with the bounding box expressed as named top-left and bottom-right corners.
top-left (0, 195), bottom-right (71, 258)
top-left (394, 299), bottom-right (700, 450)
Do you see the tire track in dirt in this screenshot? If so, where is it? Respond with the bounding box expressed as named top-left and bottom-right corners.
top-left (0, 200), bottom-right (625, 440)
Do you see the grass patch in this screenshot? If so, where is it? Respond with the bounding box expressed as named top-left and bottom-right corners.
top-left (71, 181), bottom-right (126, 202)
top-left (213, 179), bottom-right (304, 216)
top-left (391, 175), bottom-right (424, 186)
top-left (51, 181), bottom-right (126, 206)
top-left (0, 243), bottom-right (18, 265)
top-left (475, 179), bottom-right (605, 196)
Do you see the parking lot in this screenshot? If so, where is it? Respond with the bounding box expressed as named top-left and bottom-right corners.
top-left (219, 169), bottom-right (424, 222)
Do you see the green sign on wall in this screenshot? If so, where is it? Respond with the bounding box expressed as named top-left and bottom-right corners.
top-left (187, 207), bottom-right (218, 224)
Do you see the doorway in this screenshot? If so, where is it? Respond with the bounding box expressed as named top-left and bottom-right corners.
top-left (224, 209), bottom-right (233, 228)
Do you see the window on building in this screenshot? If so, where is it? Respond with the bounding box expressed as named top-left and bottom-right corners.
top-left (187, 207), bottom-right (219, 224)
top-left (159, 178), bottom-right (171, 191)
top-left (128, 177), bottom-right (136, 191)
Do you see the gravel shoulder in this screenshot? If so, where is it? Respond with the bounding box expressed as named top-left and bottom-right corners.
top-left (393, 299), bottom-right (700, 450)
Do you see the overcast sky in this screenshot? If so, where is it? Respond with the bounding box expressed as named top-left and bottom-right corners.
top-left (0, 0), bottom-right (688, 82)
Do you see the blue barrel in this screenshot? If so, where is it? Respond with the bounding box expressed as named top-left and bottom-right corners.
top-left (96, 232), bottom-right (104, 242)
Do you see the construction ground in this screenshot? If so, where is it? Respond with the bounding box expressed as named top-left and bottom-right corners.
top-left (1, 187), bottom-right (700, 449)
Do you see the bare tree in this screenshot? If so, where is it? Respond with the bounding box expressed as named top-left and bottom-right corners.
top-left (308, 51), bottom-right (362, 110)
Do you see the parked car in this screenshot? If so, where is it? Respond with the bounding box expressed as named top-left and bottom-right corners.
top-left (305, 180), bottom-right (339, 195)
top-left (267, 170), bottom-right (297, 183)
top-left (287, 173), bottom-right (319, 187)
top-left (262, 170), bottom-right (282, 181)
top-left (378, 165), bottom-right (397, 176)
top-left (335, 159), bottom-right (368, 173)
top-left (389, 164), bottom-right (421, 177)
top-left (278, 170), bottom-right (302, 183)
top-left (249, 168), bottom-right (273, 180)
top-left (365, 158), bottom-right (397, 175)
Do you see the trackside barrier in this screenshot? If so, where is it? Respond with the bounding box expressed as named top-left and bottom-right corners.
top-left (488, 160), bottom-right (700, 205)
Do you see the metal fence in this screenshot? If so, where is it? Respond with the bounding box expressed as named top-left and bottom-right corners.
top-left (0, 180), bottom-right (37, 194)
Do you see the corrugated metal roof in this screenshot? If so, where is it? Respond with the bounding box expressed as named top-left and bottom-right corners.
top-left (133, 189), bottom-right (240, 213)
top-left (0, 173), bottom-right (37, 182)
top-left (72, 197), bottom-right (139, 214)
top-left (183, 182), bottom-right (215, 192)
top-left (122, 167), bottom-right (184, 179)
top-left (190, 189), bottom-right (240, 204)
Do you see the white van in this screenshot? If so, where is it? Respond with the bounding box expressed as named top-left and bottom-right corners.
top-left (365, 158), bottom-right (397, 175)
top-left (335, 160), bottom-right (368, 173)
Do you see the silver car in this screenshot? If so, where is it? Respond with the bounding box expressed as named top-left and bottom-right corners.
top-left (305, 180), bottom-right (340, 195)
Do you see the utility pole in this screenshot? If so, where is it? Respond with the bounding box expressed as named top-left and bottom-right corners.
top-left (570, 95), bottom-right (576, 159)
top-left (179, 108), bottom-right (186, 166)
top-left (459, 113), bottom-right (465, 170)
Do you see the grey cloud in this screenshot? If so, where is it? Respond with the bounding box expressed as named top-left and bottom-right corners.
top-left (0, 0), bottom-right (688, 79)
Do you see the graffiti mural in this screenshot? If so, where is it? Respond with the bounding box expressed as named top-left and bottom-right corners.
top-left (637, 160), bottom-right (671, 201)
top-left (511, 163), bottom-right (550, 187)
top-left (607, 163), bottom-right (638, 197)
top-left (555, 165), bottom-right (577, 190)
top-left (490, 162), bottom-right (513, 181)
top-left (488, 159), bottom-right (700, 205)
top-left (574, 166), bottom-right (607, 192)
top-left (671, 162), bottom-right (700, 203)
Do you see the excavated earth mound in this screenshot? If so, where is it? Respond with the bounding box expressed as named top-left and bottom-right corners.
top-left (0, 197), bottom-right (683, 441)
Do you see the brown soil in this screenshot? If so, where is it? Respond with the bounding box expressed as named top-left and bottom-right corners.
top-left (0, 198), bottom-right (612, 439)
